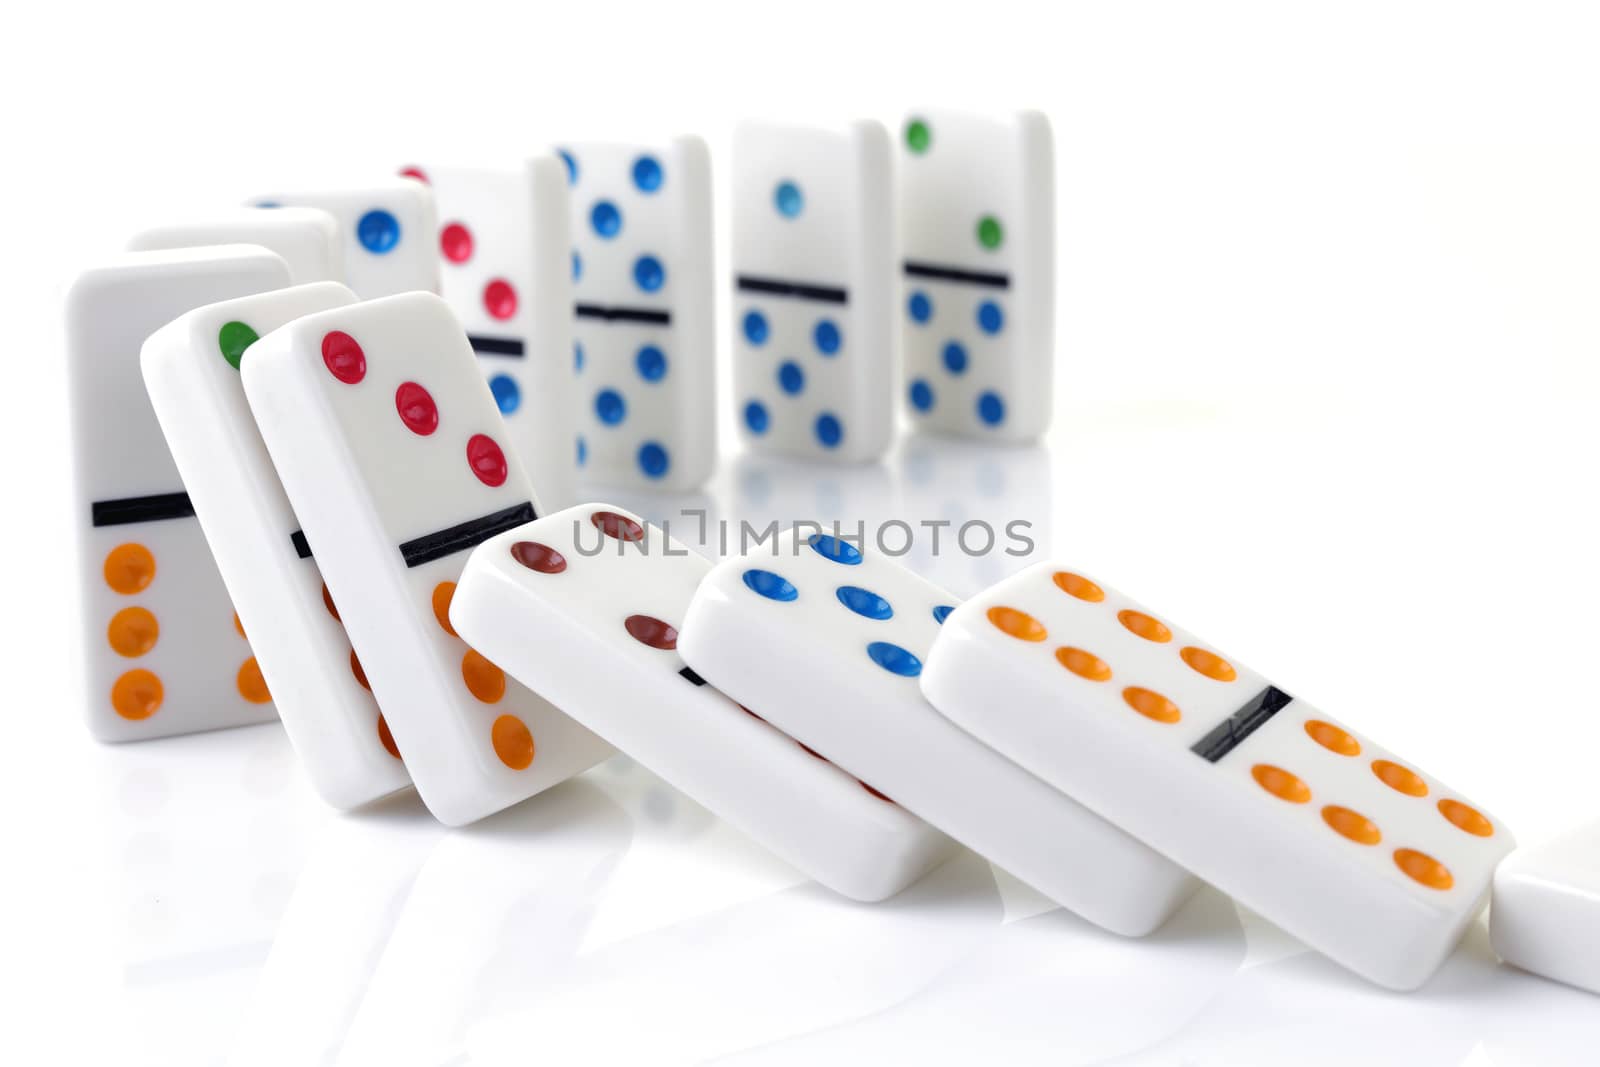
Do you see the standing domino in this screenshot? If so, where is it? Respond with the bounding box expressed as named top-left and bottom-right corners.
top-left (899, 110), bottom-right (1054, 440)
top-left (141, 282), bottom-right (412, 810)
top-left (450, 504), bottom-right (953, 902)
top-left (678, 529), bottom-right (1197, 935)
top-left (732, 120), bottom-right (894, 463)
top-left (249, 178), bottom-right (440, 298)
top-left (66, 246), bottom-right (290, 740)
top-left (559, 137), bottom-right (715, 491)
top-left (240, 292), bottom-right (611, 825)
top-left (129, 207), bottom-right (344, 285)
top-left (920, 563), bottom-right (1515, 989)
top-left (1491, 820), bottom-right (1600, 996)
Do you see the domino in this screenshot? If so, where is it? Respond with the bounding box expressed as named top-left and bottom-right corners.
top-left (559, 137), bottom-right (715, 491)
top-left (449, 503), bottom-right (953, 901)
top-left (240, 291), bottom-right (612, 825)
top-left (249, 178), bottom-right (439, 298)
top-left (401, 159), bottom-right (577, 509)
top-left (66, 245), bottom-right (290, 741)
top-left (678, 528), bottom-right (1198, 935)
top-left (732, 120), bottom-right (895, 462)
top-left (141, 282), bottom-right (411, 810)
top-left (898, 110), bottom-right (1054, 440)
top-left (128, 206), bottom-right (344, 284)
top-left (920, 562), bottom-right (1515, 989)
top-left (1491, 819), bottom-right (1600, 995)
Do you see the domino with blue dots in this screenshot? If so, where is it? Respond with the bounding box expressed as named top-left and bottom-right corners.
top-left (402, 158), bottom-right (578, 510)
top-left (732, 120), bottom-right (895, 463)
top-left (899, 110), bottom-right (1054, 441)
top-left (558, 137), bottom-right (716, 492)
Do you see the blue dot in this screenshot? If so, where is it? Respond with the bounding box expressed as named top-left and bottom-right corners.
top-left (558, 150), bottom-right (579, 185)
top-left (808, 534), bottom-right (861, 565)
top-left (909, 379), bottom-right (934, 412)
top-left (571, 250), bottom-right (582, 281)
top-left (744, 400), bottom-right (770, 435)
top-left (574, 341), bottom-right (585, 372)
top-left (815, 413), bottom-right (843, 449)
top-left (867, 641), bottom-right (923, 677)
top-left (933, 605), bottom-right (955, 624)
top-left (255, 200), bottom-right (281, 209)
top-left (977, 300), bottom-right (1004, 335)
top-left (908, 291), bottom-right (932, 323)
top-left (813, 319), bottom-right (841, 356)
top-left (638, 442), bottom-right (669, 479)
top-left (742, 310), bottom-right (770, 346)
top-left (488, 374), bottom-right (520, 414)
top-left (634, 345), bottom-right (667, 382)
top-left (837, 585), bottom-right (893, 620)
top-left (777, 361), bottom-right (804, 395)
top-left (942, 341), bottom-right (968, 375)
top-left (632, 155), bottom-right (663, 192)
top-left (743, 569), bottom-right (798, 601)
top-left (577, 436), bottom-right (587, 466)
top-left (356, 210), bottom-right (400, 254)
top-left (590, 200), bottom-right (622, 238)
top-left (977, 391), bottom-right (1006, 426)
top-left (633, 255), bottom-right (665, 292)
top-left (774, 181), bottom-right (803, 218)
top-left (595, 388), bottom-right (626, 425)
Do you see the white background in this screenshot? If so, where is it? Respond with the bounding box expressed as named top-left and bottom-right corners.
top-left (4, 1), bottom-right (1600, 1062)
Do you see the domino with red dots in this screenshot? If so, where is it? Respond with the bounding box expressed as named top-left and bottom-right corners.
top-left (402, 158), bottom-right (577, 510)
top-left (559, 136), bottom-right (716, 491)
top-left (240, 291), bottom-right (612, 826)
top-left (449, 503), bottom-right (954, 902)
top-left (248, 178), bottom-right (440, 299)
top-left (919, 562), bottom-right (1515, 989)
top-left (66, 245), bottom-right (290, 741)
top-left (141, 282), bottom-right (412, 810)
top-left (128, 206), bottom-right (345, 285)
top-left (678, 528), bottom-right (1198, 936)
top-left (732, 120), bottom-right (895, 463)
top-left (898, 110), bottom-right (1054, 440)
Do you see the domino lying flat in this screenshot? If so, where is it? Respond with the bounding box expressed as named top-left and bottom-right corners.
top-left (141, 282), bottom-right (411, 810)
top-left (898, 110), bottom-right (1054, 441)
top-left (559, 137), bottom-right (715, 491)
top-left (1491, 819), bottom-right (1600, 995)
top-left (128, 206), bottom-right (344, 285)
top-left (402, 158), bottom-right (577, 510)
top-left (450, 504), bottom-right (953, 902)
top-left (249, 178), bottom-right (440, 298)
top-left (732, 120), bottom-right (894, 463)
top-left (678, 529), bottom-right (1197, 935)
top-left (920, 562), bottom-right (1515, 989)
top-left (66, 245), bottom-right (290, 740)
top-left (240, 291), bottom-right (611, 825)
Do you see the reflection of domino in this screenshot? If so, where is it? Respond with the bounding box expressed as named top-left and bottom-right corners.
top-left (922, 562), bottom-right (1515, 989)
top-left (1492, 819), bottom-right (1600, 996)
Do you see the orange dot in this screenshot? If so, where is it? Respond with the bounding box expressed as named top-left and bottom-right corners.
top-left (350, 649), bottom-right (370, 691)
top-left (1118, 609), bottom-right (1172, 643)
top-left (1305, 719), bottom-right (1361, 757)
top-left (1052, 571), bottom-right (1104, 602)
top-left (107, 607), bottom-right (158, 657)
top-left (1056, 646), bottom-right (1112, 681)
top-left (237, 658), bottom-right (271, 703)
top-left (111, 669), bottom-right (163, 720)
top-left (233, 612), bottom-right (245, 638)
top-left (491, 714), bottom-right (534, 770)
top-left (986, 605), bottom-right (1047, 642)
top-left (461, 649), bottom-right (505, 703)
top-left (1395, 848), bottom-right (1454, 890)
top-left (1373, 759), bottom-right (1428, 798)
top-left (1123, 686), bottom-right (1181, 723)
top-left (103, 543), bottom-right (155, 594)
top-left (1438, 798), bottom-right (1495, 838)
top-left (432, 582), bottom-right (457, 636)
top-left (1180, 646), bottom-right (1237, 682)
top-left (322, 583), bottom-right (340, 621)
top-left (1252, 763), bottom-right (1311, 803)
top-left (377, 715), bottom-right (401, 760)
top-left (1322, 805), bottom-right (1382, 845)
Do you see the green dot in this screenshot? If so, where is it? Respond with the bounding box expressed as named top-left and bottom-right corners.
top-left (977, 215), bottom-right (1003, 251)
top-left (217, 321), bottom-right (259, 370)
top-left (905, 118), bottom-right (931, 154)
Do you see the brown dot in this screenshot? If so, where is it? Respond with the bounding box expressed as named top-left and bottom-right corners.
top-left (1118, 609), bottom-right (1172, 643)
top-left (624, 614), bottom-right (678, 650)
top-left (104, 543), bottom-right (156, 594)
top-left (986, 605), bottom-right (1047, 642)
top-left (432, 582), bottom-right (458, 636)
top-left (860, 781), bottom-right (894, 803)
top-left (591, 509), bottom-right (644, 542)
top-left (491, 714), bottom-right (534, 770)
top-left (1305, 719), bottom-right (1361, 757)
top-left (377, 715), bottom-right (401, 760)
top-left (461, 649), bottom-right (506, 703)
top-left (1373, 759), bottom-right (1429, 798)
top-left (511, 541), bottom-right (567, 574)
top-left (1395, 848), bottom-right (1454, 890)
top-left (322, 583), bottom-right (340, 621)
top-left (1252, 763), bottom-right (1311, 803)
top-left (1438, 798), bottom-right (1495, 838)
top-left (237, 658), bottom-right (271, 704)
top-left (107, 607), bottom-right (158, 657)
top-left (1180, 646), bottom-right (1237, 682)
top-left (1052, 571), bottom-right (1104, 602)
top-left (1123, 686), bottom-right (1181, 723)
top-left (233, 612), bottom-right (245, 638)
top-left (112, 669), bottom-right (163, 720)
top-left (350, 649), bottom-right (370, 691)
top-left (1055, 646), bottom-right (1111, 681)
top-left (1322, 805), bottom-right (1382, 844)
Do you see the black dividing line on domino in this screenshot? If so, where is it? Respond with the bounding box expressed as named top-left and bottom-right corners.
top-left (575, 303), bottom-right (672, 326)
top-left (468, 335), bottom-right (525, 358)
top-left (1190, 686), bottom-right (1295, 764)
top-left (91, 492), bottom-right (195, 527)
top-left (734, 274), bottom-right (849, 305)
top-left (678, 666), bottom-right (708, 687)
top-left (399, 502), bottom-right (538, 569)
top-left (902, 261), bottom-right (1011, 290)
top-left (291, 530), bottom-right (313, 559)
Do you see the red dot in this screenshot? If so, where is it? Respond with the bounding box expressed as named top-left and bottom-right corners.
top-left (466, 433), bottom-right (507, 486)
top-left (394, 382), bottom-right (439, 435)
top-left (483, 279), bottom-right (517, 320)
top-left (590, 510), bottom-right (644, 542)
top-left (624, 614), bottom-right (678, 650)
top-left (860, 781), bottom-right (894, 803)
top-left (322, 331), bottom-right (366, 384)
top-left (441, 222), bottom-right (473, 264)
top-left (510, 541), bottom-right (566, 574)
top-left (399, 166), bottom-right (429, 184)
top-left (797, 739), bottom-right (828, 762)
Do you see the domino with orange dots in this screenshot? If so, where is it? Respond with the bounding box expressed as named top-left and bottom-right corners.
top-left (920, 561), bottom-right (1515, 990)
top-left (240, 291), bottom-right (611, 826)
top-left (66, 245), bottom-right (292, 741)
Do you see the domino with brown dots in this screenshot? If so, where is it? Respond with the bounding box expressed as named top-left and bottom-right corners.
top-left (920, 561), bottom-right (1515, 990)
top-left (240, 291), bottom-right (611, 826)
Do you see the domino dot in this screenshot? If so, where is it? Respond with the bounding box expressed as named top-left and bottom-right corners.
top-left (635, 345), bottom-right (667, 382)
top-left (572, 250), bottom-right (582, 280)
top-left (1056, 646), bottom-right (1112, 682)
top-left (511, 541), bottom-right (567, 574)
top-left (489, 374), bottom-right (521, 415)
top-left (632, 154), bottom-right (664, 192)
top-left (1322, 805), bottom-right (1382, 845)
top-left (237, 658), bottom-right (271, 703)
top-left (484, 279), bottom-right (517, 320)
top-left (217, 320), bottom-right (258, 370)
top-left (904, 118), bottom-right (931, 154)
top-left (378, 715), bottom-right (401, 759)
top-left (742, 310), bottom-right (770, 346)
top-left (577, 436), bottom-right (587, 466)
top-left (461, 649), bottom-right (507, 704)
top-left (809, 534), bottom-right (862, 565)
top-left (933, 605), bottom-right (954, 624)
top-left (977, 391), bottom-right (1006, 426)
top-left (591, 200), bottom-right (622, 238)
top-left (103, 543), bottom-right (156, 594)
top-left (861, 781), bottom-right (895, 803)
top-left (1124, 686), bottom-right (1182, 724)
top-left (399, 165), bottom-right (428, 183)
top-left (986, 605), bottom-right (1047, 642)
top-left (111, 669), bottom-right (163, 721)
top-left (322, 582), bottom-right (340, 620)
top-left (558, 149), bottom-right (578, 184)
top-left (1438, 798), bottom-right (1495, 837)
top-left (813, 319), bottom-right (841, 356)
top-left (1394, 848), bottom-right (1454, 891)
top-left (574, 341), bottom-right (585, 372)
top-left (233, 612), bottom-right (245, 637)
top-left (1181, 646), bottom-right (1237, 682)
top-left (836, 585), bottom-right (893, 620)
top-left (107, 607), bottom-right (158, 657)
top-left (491, 713), bottom-right (535, 769)
top-left (638, 442), bottom-right (670, 479)
top-left (1053, 571), bottom-right (1105, 602)
top-left (633, 255), bottom-right (665, 292)
top-left (350, 649), bottom-right (370, 691)
top-left (624, 614), bottom-right (679, 650)
top-left (441, 222), bottom-right (473, 264)
top-left (777, 360), bottom-right (804, 395)
top-left (431, 582), bottom-right (458, 636)
top-left (977, 215), bottom-right (1004, 251)
top-left (357, 209), bottom-right (401, 254)
top-left (867, 641), bottom-right (922, 677)
top-left (774, 181), bottom-right (804, 218)
top-left (466, 434), bottom-right (508, 487)
top-left (814, 413), bottom-right (843, 449)
top-left (1118, 610), bottom-right (1172, 643)
top-left (595, 388), bottom-right (627, 425)
top-left (1372, 759), bottom-right (1429, 798)
top-left (321, 331), bottom-right (367, 384)
top-left (743, 569), bottom-right (798, 601)
top-left (1305, 719), bottom-right (1360, 756)
top-left (941, 341), bottom-right (968, 375)
top-left (591, 509), bottom-right (645, 542)
top-left (908, 291), bottom-right (932, 323)
top-left (743, 400), bottom-right (770, 435)
top-left (394, 382), bottom-right (440, 435)
top-left (977, 301), bottom-right (1004, 335)
top-left (1251, 763), bottom-right (1310, 803)
top-left (909, 379), bottom-right (934, 412)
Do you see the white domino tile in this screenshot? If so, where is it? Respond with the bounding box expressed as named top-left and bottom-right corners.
top-left (248, 178), bottom-right (439, 299)
top-left (128, 206), bottom-right (344, 285)
top-left (1492, 819), bottom-right (1600, 996)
